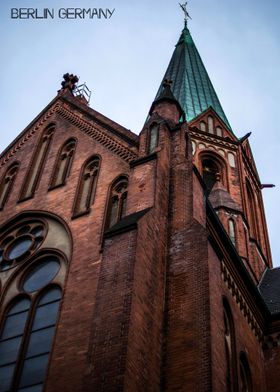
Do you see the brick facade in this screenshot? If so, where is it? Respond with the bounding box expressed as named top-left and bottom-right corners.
top-left (0, 79), bottom-right (279, 392)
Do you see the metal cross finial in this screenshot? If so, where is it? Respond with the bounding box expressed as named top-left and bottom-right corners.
top-left (179, 2), bottom-right (192, 27)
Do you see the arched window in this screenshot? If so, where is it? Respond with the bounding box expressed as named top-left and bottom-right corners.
top-left (0, 162), bottom-right (19, 210)
top-left (216, 126), bottom-right (222, 137)
top-left (73, 156), bottom-right (100, 217)
top-left (246, 180), bottom-right (258, 239)
top-left (148, 124), bottom-right (159, 154)
top-left (239, 352), bottom-right (252, 392)
top-left (106, 176), bottom-right (128, 229)
top-left (0, 257), bottom-right (62, 391)
top-left (20, 125), bottom-right (55, 200)
top-left (50, 138), bottom-right (76, 189)
top-left (202, 158), bottom-right (220, 192)
top-left (223, 299), bottom-right (238, 392)
top-left (228, 219), bottom-right (236, 246)
top-left (228, 153), bottom-right (236, 168)
top-left (200, 121), bottom-right (206, 132)
top-left (208, 116), bottom-right (214, 133)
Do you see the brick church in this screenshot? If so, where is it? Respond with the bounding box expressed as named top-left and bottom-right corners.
top-left (0, 18), bottom-right (279, 392)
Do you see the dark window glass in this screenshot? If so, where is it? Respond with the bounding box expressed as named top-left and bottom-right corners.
top-left (32, 302), bottom-right (60, 330)
top-left (22, 259), bottom-right (60, 292)
top-left (0, 363), bottom-right (16, 392)
top-left (18, 288), bottom-right (61, 389)
top-left (1, 311), bottom-right (29, 339)
top-left (19, 354), bottom-right (49, 388)
top-left (38, 287), bottom-right (61, 305)
top-left (0, 337), bottom-right (22, 365)
top-left (26, 328), bottom-right (55, 357)
top-left (202, 159), bottom-right (220, 192)
top-left (8, 299), bottom-right (31, 314)
top-left (8, 237), bottom-right (33, 260)
top-left (18, 385), bottom-right (43, 392)
top-left (0, 298), bottom-right (31, 391)
top-left (106, 178), bottom-right (128, 229)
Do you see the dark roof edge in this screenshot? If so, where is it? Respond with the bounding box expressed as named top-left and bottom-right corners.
top-left (206, 198), bottom-right (271, 322)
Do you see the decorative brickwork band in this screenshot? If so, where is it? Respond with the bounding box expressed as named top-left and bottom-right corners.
top-left (221, 261), bottom-right (263, 341)
top-left (57, 105), bottom-right (137, 162)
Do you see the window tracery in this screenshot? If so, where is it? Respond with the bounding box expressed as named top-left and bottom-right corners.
top-left (50, 138), bottom-right (76, 189)
top-left (223, 299), bottom-right (238, 392)
top-left (0, 213), bottom-right (70, 392)
top-left (0, 162), bottom-right (19, 210)
top-left (106, 177), bottom-right (128, 229)
top-left (0, 220), bottom-right (46, 272)
top-left (20, 125), bottom-right (55, 200)
top-left (0, 262), bottom-right (62, 391)
top-left (73, 156), bottom-right (100, 217)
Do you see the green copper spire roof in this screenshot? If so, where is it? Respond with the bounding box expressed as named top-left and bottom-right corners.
top-left (155, 26), bottom-right (231, 130)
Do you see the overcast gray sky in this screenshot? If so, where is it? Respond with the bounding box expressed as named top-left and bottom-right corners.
top-left (0, 0), bottom-right (279, 266)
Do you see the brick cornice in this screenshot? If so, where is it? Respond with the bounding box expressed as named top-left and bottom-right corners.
top-left (56, 104), bottom-right (138, 163)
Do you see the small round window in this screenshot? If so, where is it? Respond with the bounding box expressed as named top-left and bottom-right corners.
top-left (22, 257), bottom-right (60, 293)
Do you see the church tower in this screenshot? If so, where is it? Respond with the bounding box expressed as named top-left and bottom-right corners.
top-left (0, 13), bottom-right (280, 392)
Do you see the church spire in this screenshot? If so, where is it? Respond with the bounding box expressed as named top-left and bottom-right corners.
top-left (155, 18), bottom-right (231, 130)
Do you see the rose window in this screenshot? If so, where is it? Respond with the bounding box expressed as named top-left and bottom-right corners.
top-left (0, 221), bottom-right (46, 271)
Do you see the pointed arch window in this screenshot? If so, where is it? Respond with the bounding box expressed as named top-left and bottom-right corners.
top-left (20, 125), bottom-right (55, 200)
top-left (246, 180), bottom-right (258, 239)
top-left (216, 126), bottom-right (223, 137)
top-left (239, 352), bottom-right (252, 392)
top-left (148, 124), bottom-right (159, 154)
top-left (228, 219), bottom-right (236, 246)
top-left (50, 138), bottom-right (76, 189)
top-left (208, 116), bottom-right (214, 133)
top-left (106, 177), bottom-right (128, 229)
top-left (200, 121), bottom-right (206, 132)
top-left (73, 156), bottom-right (100, 217)
top-left (0, 162), bottom-right (20, 210)
top-left (223, 299), bottom-right (238, 392)
top-left (0, 257), bottom-right (62, 391)
top-left (202, 158), bottom-right (220, 192)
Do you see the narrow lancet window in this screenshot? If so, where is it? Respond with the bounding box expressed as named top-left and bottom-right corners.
top-left (20, 125), bottom-right (54, 200)
top-left (246, 180), bottom-right (258, 239)
top-left (106, 177), bottom-right (128, 229)
top-left (239, 353), bottom-right (252, 392)
top-left (50, 139), bottom-right (76, 189)
top-left (73, 156), bottom-right (100, 216)
top-left (148, 124), bottom-right (159, 154)
top-left (208, 116), bottom-right (214, 133)
top-left (0, 162), bottom-right (19, 210)
top-left (228, 219), bottom-right (236, 246)
top-left (216, 126), bottom-right (222, 137)
top-left (200, 121), bottom-right (206, 132)
top-left (223, 299), bottom-right (238, 392)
